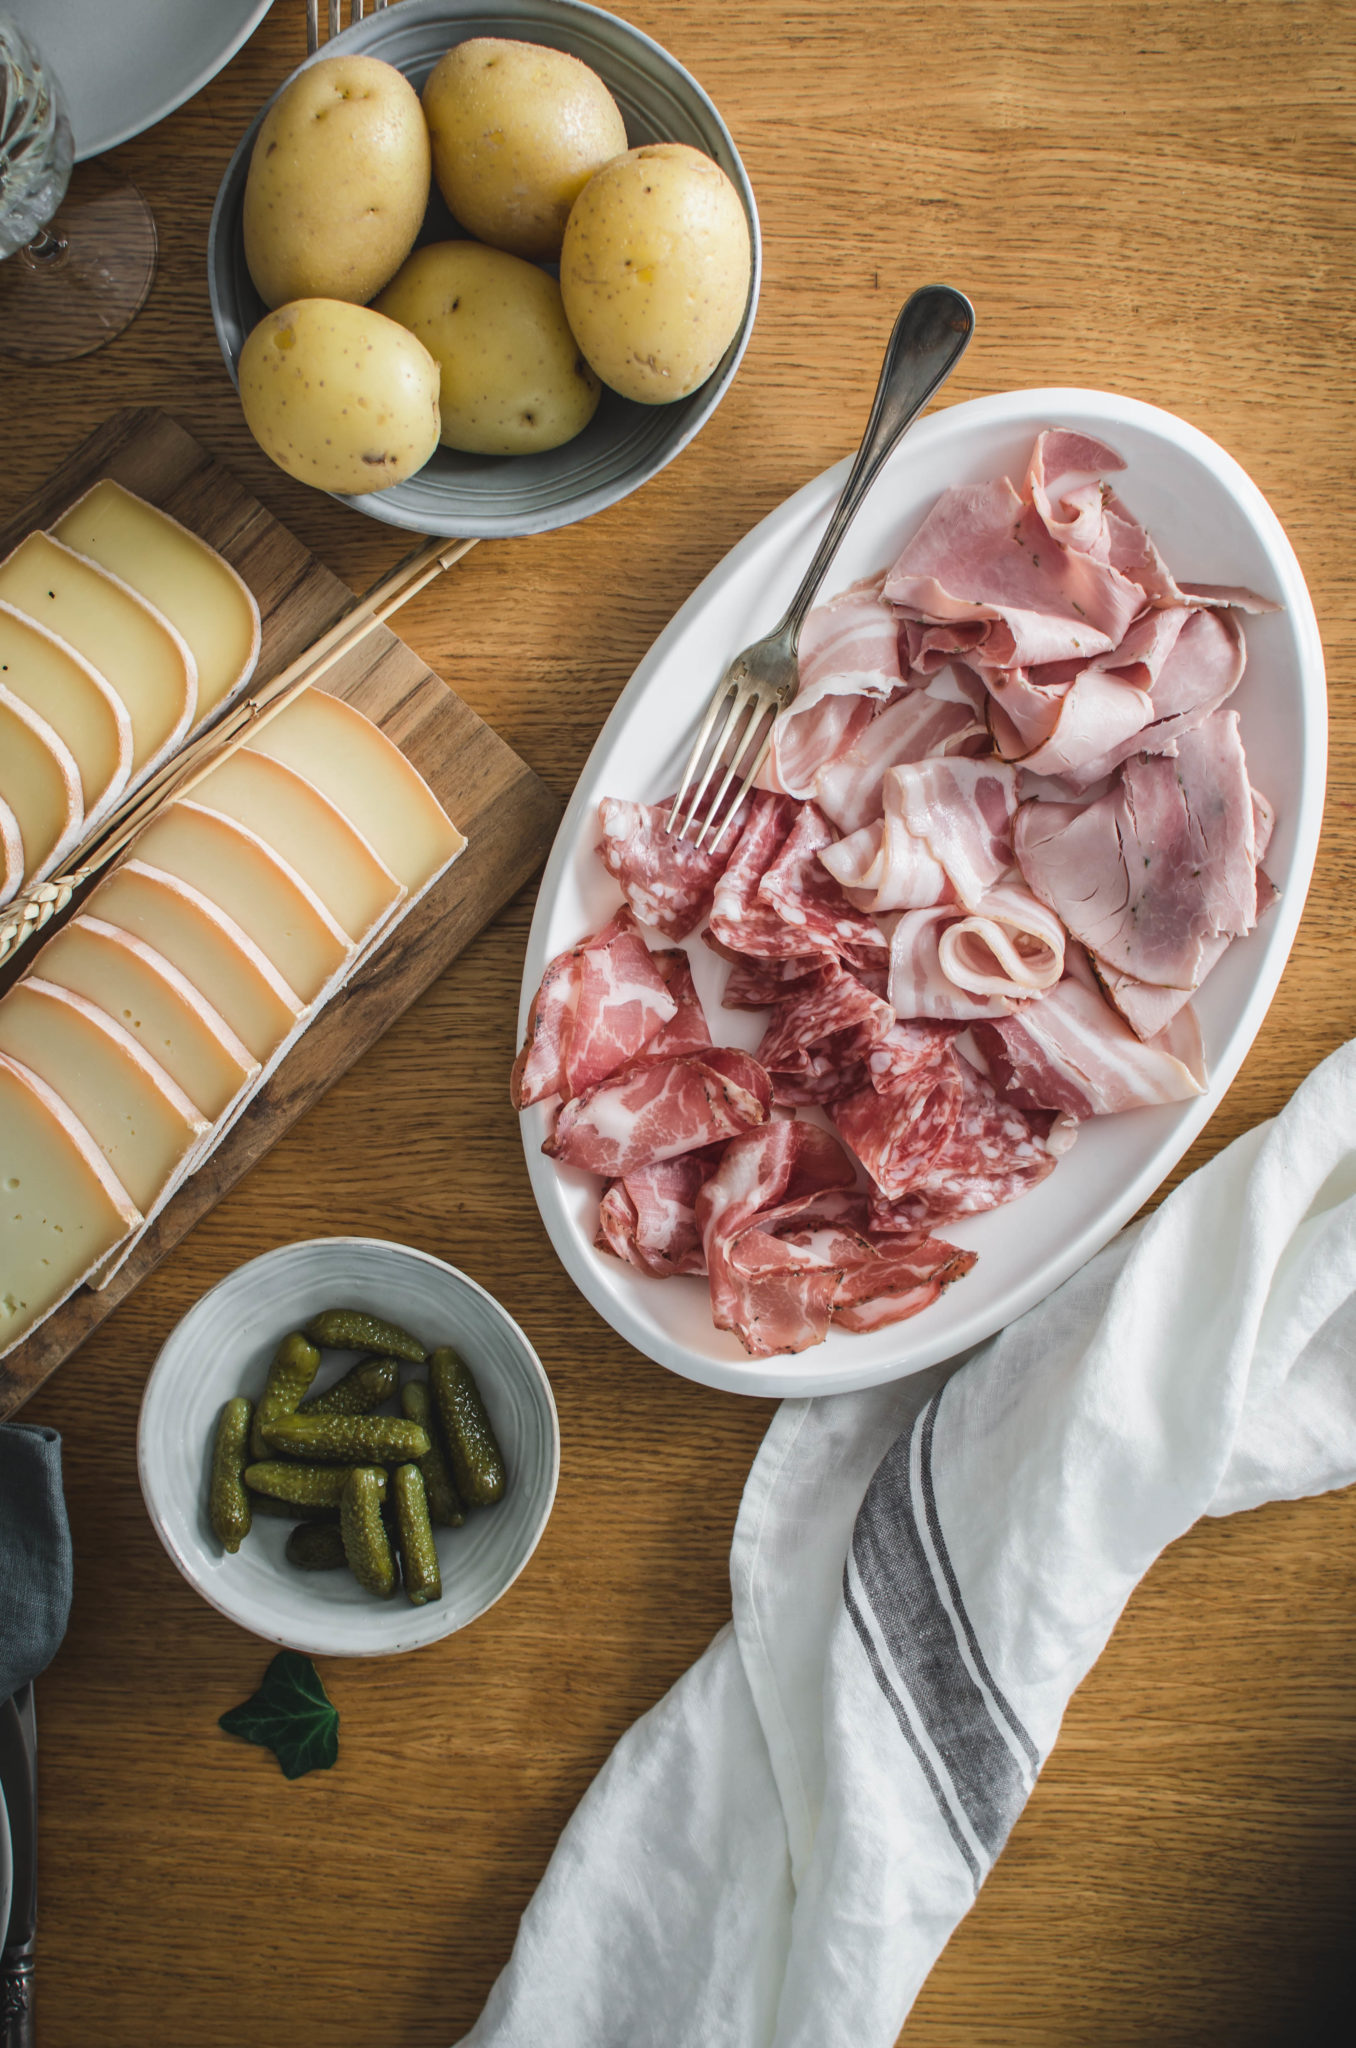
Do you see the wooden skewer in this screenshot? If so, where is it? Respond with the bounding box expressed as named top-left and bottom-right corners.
top-left (0, 533), bottom-right (478, 968)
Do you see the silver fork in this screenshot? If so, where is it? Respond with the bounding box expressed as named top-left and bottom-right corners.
top-left (307, 0), bottom-right (388, 53)
top-left (667, 283), bottom-right (976, 851)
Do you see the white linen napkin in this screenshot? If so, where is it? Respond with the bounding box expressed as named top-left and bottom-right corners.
top-left (457, 1038), bottom-right (1356, 2048)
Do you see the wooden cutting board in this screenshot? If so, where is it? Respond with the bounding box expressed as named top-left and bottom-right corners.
top-left (0, 407), bottom-right (561, 1418)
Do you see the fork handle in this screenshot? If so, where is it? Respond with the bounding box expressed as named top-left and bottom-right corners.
top-left (775, 283), bottom-right (975, 650)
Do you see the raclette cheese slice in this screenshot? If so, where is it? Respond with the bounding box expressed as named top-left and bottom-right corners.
top-left (53, 481), bottom-right (261, 726)
top-left (89, 860), bottom-right (304, 1063)
top-left (130, 801), bottom-right (353, 1004)
top-left (0, 980), bottom-right (208, 1214)
top-left (0, 795), bottom-right (22, 907)
top-left (192, 749), bottom-right (405, 945)
top-left (0, 1051), bottom-right (140, 1361)
top-left (246, 689), bottom-right (465, 896)
top-left (0, 684), bottom-right (84, 887)
top-left (0, 532), bottom-right (197, 777)
top-left (36, 915), bottom-right (260, 1122)
top-left (0, 601), bottom-right (132, 832)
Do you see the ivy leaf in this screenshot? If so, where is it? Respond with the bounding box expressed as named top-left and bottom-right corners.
top-left (219, 1650), bottom-right (339, 1779)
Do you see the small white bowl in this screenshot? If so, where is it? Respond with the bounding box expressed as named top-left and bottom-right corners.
top-left (138, 1237), bottom-right (559, 1657)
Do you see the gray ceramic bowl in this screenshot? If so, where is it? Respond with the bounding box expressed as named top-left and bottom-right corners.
top-left (207, 0), bottom-right (761, 537)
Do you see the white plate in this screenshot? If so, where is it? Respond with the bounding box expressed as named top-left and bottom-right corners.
top-left (10, 0), bottom-right (275, 161)
top-left (138, 1237), bottom-right (560, 1658)
top-left (518, 387), bottom-right (1327, 1399)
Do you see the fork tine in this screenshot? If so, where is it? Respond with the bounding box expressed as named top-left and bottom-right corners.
top-left (691, 696), bottom-right (772, 851)
top-left (307, 0), bottom-right (319, 54)
top-left (674, 688), bottom-right (756, 840)
top-left (329, 0), bottom-right (341, 41)
top-left (666, 681), bottom-right (737, 836)
top-left (704, 722), bottom-right (776, 855)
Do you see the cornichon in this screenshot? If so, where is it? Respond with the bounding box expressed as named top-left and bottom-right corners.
top-left (209, 1397), bottom-right (254, 1553)
top-left (285, 1523), bottom-right (349, 1572)
top-left (250, 1331), bottom-right (321, 1459)
top-left (244, 1460), bottom-right (388, 1509)
top-left (429, 1347), bottom-right (507, 1507)
top-left (299, 1355), bottom-right (400, 1416)
top-left (304, 1309), bottom-right (426, 1363)
top-left (248, 1492), bottom-right (338, 1523)
top-left (262, 1414), bottom-right (430, 1464)
top-left (400, 1378), bottom-right (465, 1526)
top-left (393, 1463), bottom-right (442, 1607)
top-left (340, 1467), bottom-right (396, 1597)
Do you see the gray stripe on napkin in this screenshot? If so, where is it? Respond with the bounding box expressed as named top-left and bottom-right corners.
top-left (850, 1393), bottom-right (1030, 1864)
top-left (918, 1390), bottom-right (1040, 1773)
top-left (842, 1570), bottom-right (983, 1888)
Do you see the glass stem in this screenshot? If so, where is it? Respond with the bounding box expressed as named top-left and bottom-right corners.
top-left (22, 224), bottom-right (68, 267)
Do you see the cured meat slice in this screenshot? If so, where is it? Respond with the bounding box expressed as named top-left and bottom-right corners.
top-left (698, 1122), bottom-right (858, 1354)
top-left (545, 1045), bottom-right (771, 1177)
top-left (868, 1054), bottom-right (1073, 1230)
top-left (814, 687), bottom-right (987, 835)
top-left (715, 944), bottom-right (823, 1010)
top-left (892, 756), bottom-right (1016, 909)
top-left (512, 908), bottom-right (677, 1108)
top-left (1059, 607), bottom-right (1247, 790)
top-left (830, 1030), bottom-right (965, 1197)
top-left (934, 880), bottom-right (1065, 1000)
top-left (707, 792), bottom-right (805, 958)
top-left (755, 960), bottom-right (894, 1075)
top-left (887, 906), bottom-right (1016, 1021)
top-left (596, 1147), bottom-right (724, 1278)
top-left (756, 802), bottom-right (887, 956)
top-left (645, 949), bottom-right (713, 1056)
top-left (832, 1234), bottom-right (978, 1333)
top-left (972, 970), bottom-right (1207, 1119)
top-left (760, 577), bottom-right (904, 798)
top-left (597, 796), bottom-right (739, 940)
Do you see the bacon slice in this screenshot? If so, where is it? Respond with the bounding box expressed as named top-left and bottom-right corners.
top-left (814, 687), bottom-right (986, 835)
top-left (760, 577), bottom-right (904, 799)
top-left (867, 1054), bottom-right (1073, 1230)
top-left (596, 797), bottom-right (740, 940)
top-left (513, 908), bottom-right (678, 1109)
top-left (973, 966), bottom-right (1206, 1119)
top-left (546, 1044), bottom-right (771, 1177)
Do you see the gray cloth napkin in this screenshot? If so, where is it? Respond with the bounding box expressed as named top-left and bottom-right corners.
top-left (0, 1425), bottom-right (72, 1700)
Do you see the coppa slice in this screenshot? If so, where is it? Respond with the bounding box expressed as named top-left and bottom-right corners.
top-left (245, 688), bottom-right (465, 897)
top-left (0, 532), bottom-right (197, 776)
top-left (0, 1052), bottom-right (141, 1362)
top-left (89, 860), bottom-right (304, 1062)
top-left (53, 480), bottom-right (261, 725)
top-left (0, 602), bottom-right (132, 832)
top-left (130, 800), bottom-right (353, 1004)
top-left (35, 915), bottom-right (260, 1121)
top-left (0, 684), bottom-right (84, 886)
top-left (0, 980), bottom-right (208, 1214)
top-left (191, 748), bottom-right (405, 945)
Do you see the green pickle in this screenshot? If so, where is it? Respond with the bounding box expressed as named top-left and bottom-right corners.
top-left (400, 1378), bottom-right (465, 1526)
top-left (249, 1331), bottom-right (321, 1459)
top-left (248, 1492), bottom-right (338, 1523)
top-left (393, 1464), bottom-right (442, 1607)
top-left (304, 1308), bottom-right (426, 1363)
top-left (285, 1523), bottom-right (349, 1571)
top-left (209, 1396), bottom-right (254, 1553)
top-left (262, 1414), bottom-right (430, 1464)
top-left (244, 1460), bottom-right (388, 1509)
top-left (429, 1348), bottom-right (507, 1507)
top-left (341, 1467), bottom-right (397, 1597)
top-left (299, 1355), bottom-right (400, 1416)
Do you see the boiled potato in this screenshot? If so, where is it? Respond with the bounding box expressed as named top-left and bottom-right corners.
top-left (238, 299), bottom-right (441, 494)
top-left (374, 242), bottom-right (601, 456)
top-left (422, 37), bottom-right (627, 261)
top-left (561, 144), bottom-right (751, 405)
top-left (244, 55), bottom-right (430, 308)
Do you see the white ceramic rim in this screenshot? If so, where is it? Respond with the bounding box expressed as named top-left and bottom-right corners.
top-left (137, 1236), bottom-right (561, 1657)
top-left (40, 0), bottom-right (278, 161)
top-left (517, 385), bottom-right (1328, 1398)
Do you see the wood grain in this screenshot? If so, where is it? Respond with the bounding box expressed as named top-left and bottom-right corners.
top-left (5, 2), bottom-right (1354, 2044)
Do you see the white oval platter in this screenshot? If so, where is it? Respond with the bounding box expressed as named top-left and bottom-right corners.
top-left (517, 387), bottom-right (1327, 1399)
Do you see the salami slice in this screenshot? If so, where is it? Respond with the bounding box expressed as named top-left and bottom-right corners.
top-left (830, 1029), bottom-right (965, 1197)
top-left (714, 943), bottom-right (823, 1010)
top-left (707, 792), bottom-right (808, 959)
top-left (867, 1053), bottom-right (1071, 1229)
top-left (757, 802), bottom-right (886, 955)
top-left (596, 796), bottom-right (741, 940)
top-left (545, 1046), bottom-right (770, 1177)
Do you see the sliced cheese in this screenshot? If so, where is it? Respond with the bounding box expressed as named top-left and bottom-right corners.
top-left (0, 600), bottom-right (132, 831)
top-left (0, 532), bottom-right (197, 777)
top-left (246, 689), bottom-right (465, 895)
top-left (0, 980), bottom-right (208, 1214)
top-left (0, 1052), bottom-right (140, 1360)
top-left (54, 481), bottom-right (261, 725)
top-left (193, 749), bottom-right (405, 944)
top-left (89, 860), bottom-right (303, 1062)
top-left (0, 794), bottom-right (22, 908)
top-left (130, 800), bottom-right (352, 1004)
top-left (0, 684), bottom-right (84, 886)
top-left (36, 915), bottom-right (260, 1121)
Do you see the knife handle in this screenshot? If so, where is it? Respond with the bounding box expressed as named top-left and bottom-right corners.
top-left (1, 1951), bottom-right (34, 2048)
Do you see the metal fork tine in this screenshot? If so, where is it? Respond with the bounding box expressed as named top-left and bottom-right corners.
top-left (307, 0), bottom-right (319, 54)
top-left (351, 0), bottom-right (364, 25)
top-left (705, 722), bottom-right (776, 855)
top-left (692, 697), bottom-right (771, 850)
top-left (329, 0), bottom-right (341, 42)
top-left (676, 688), bottom-right (756, 840)
top-left (666, 683), bottom-right (736, 836)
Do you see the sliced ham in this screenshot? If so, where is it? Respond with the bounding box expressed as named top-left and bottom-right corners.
top-left (546, 1045), bottom-right (771, 1177)
top-left (596, 1146), bottom-right (723, 1278)
top-left (1058, 607), bottom-right (1247, 789)
top-left (597, 797), bottom-right (739, 941)
top-left (972, 969), bottom-right (1207, 1119)
top-left (868, 1054), bottom-right (1072, 1230)
top-left (814, 687), bottom-right (986, 834)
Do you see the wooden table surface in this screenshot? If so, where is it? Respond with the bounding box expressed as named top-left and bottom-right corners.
top-left (7, 2), bottom-right (1354, 2041)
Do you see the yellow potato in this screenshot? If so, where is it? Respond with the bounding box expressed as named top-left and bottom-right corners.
top-left (374, 241), bottom-right (601, 457)
top-left (238, 299), bottom-right (441, 494)
top-left (422, 37), bottom-right (627, 261)
top-left (561, 144), bottom-right (751, 405)
top-left (244, 55), bottom-right (430, 308)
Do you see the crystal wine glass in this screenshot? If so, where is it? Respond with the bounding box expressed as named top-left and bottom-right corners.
top-left (0, 12), bottom-right (156, 364)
